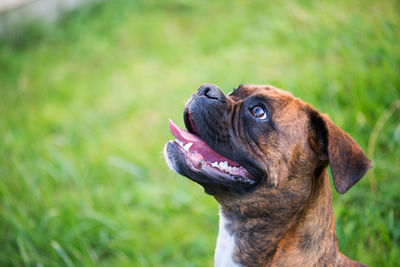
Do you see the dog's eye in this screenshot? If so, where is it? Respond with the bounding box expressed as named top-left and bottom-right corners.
top-left (250, 105), bottom-right (267, 119)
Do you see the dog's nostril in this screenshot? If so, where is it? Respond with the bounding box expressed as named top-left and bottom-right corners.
top-left (203, 87), bottom-right (211, 96)
top-left (198, 83), bottom-right (221, 100)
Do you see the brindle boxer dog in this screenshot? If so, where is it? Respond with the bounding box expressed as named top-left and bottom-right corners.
top-left (164, 83), bottom-right (371, 267)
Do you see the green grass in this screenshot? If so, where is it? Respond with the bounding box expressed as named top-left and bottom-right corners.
top-left (0, 0), bottom-right (399, 266)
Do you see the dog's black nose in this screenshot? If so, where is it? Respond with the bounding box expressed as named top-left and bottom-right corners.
top-left (198, 83), bottom-right (224, 101)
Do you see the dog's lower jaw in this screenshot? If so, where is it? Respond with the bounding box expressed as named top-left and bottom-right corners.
top-left (214, 168), bottom-right (367, 267)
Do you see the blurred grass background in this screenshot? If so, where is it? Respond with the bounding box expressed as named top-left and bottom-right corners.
top-left (0, 0), bottom-right (399, 266)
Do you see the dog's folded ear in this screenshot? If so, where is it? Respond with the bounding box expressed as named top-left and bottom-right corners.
top-left (309, 109), bottom-right (372, 194)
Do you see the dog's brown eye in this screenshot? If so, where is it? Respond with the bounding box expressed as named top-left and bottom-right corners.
top-left (250, 105), bottom-right (267, 119)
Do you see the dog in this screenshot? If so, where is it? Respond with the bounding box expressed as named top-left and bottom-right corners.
top-left (164, 83), bottom-right (371, 267)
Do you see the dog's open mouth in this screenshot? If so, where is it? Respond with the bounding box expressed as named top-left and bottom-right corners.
top-left (167, 119), bottom-right (255, 185)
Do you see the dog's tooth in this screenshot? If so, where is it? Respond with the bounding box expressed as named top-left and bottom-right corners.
top-left (183, 142), bottom-right (193, 151)
top-left (176, 140), bottom-right (184, 147)
top-left (220, 161), bottom-right (226, 168)
top-left (212, 162), bottom-right (218, 167)
top-left (219, 162), bottom-right (227, 169)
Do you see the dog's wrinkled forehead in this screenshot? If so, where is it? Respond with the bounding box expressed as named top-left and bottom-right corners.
top-left (229, 84), bottom-right (294, 99)
top-left (228, 84), bottom-right (301, 123)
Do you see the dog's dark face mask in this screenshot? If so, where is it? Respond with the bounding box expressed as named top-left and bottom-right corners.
top-left (164, 84), bottom-right (371, 208)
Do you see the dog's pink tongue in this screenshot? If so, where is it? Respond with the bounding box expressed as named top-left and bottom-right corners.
top-left (169, 119), bottom-right (203, 144)
top-left (168, 119), bottom-right (240, 167)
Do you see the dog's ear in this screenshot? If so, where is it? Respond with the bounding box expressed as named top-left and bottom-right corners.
top-left (309, 109), bottom-right (372, 194)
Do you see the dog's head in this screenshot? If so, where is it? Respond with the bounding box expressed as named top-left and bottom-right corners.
top-left (164, 84), bottom-right (371, 208)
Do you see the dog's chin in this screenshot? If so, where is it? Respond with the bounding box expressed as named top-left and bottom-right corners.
top-left (164, 120), bottom-right (259, 194)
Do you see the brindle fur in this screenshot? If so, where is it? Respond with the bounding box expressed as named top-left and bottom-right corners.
top-left (166, 84), bottom-right (371, 266)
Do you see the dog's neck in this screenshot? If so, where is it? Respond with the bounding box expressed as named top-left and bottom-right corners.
top-left (215, 168), bottom-right (355, 267)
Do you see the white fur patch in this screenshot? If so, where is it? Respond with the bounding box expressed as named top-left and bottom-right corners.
top-left (215, 208), bottom-right (240, 267)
